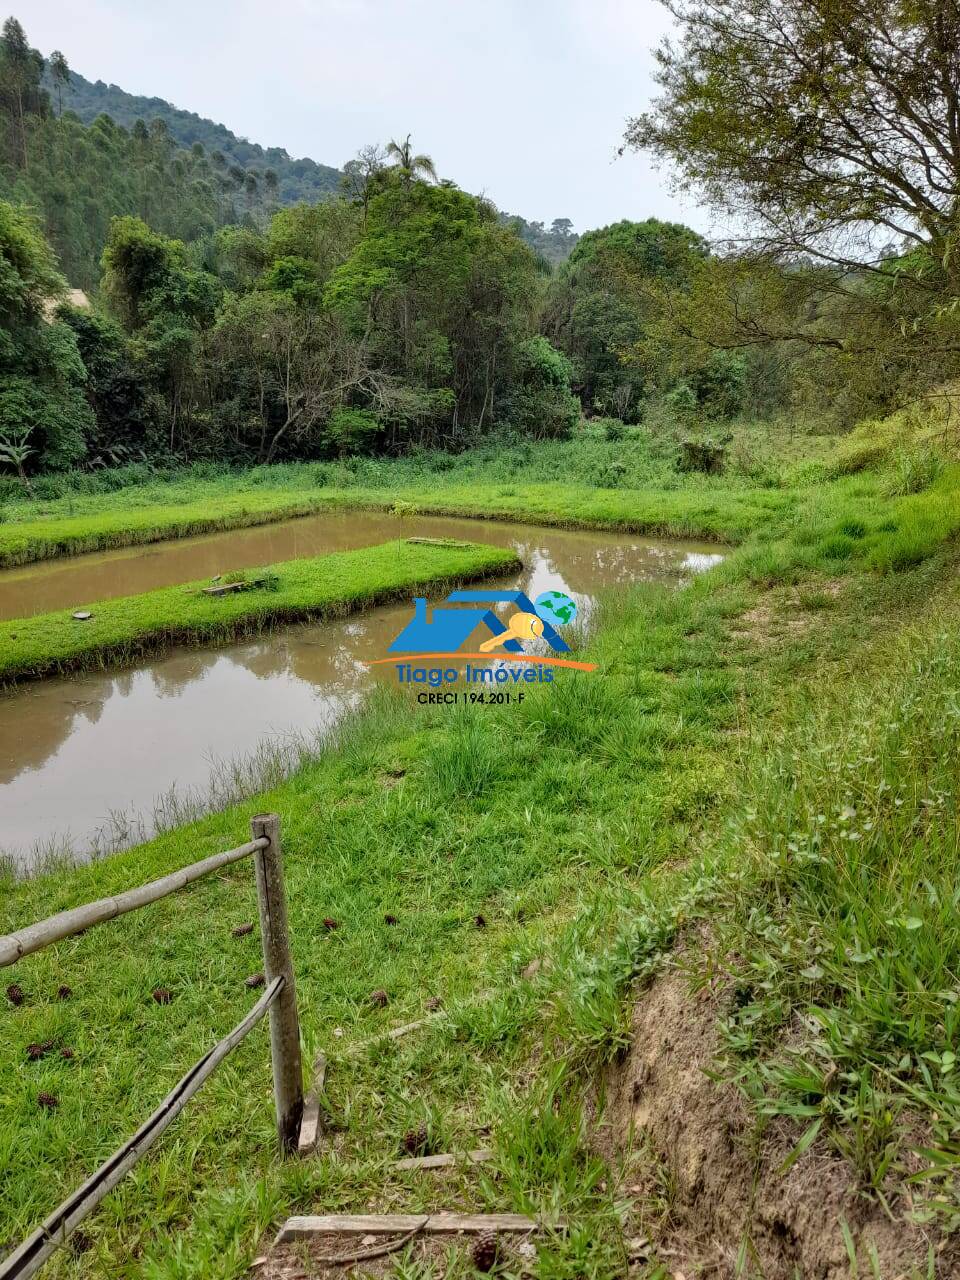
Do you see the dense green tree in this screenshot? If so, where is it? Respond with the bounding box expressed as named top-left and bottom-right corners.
top-left (0, 199), bottom-right (91, 472)
top-left (505, 336), bottom-right (580, 439)
top-left (545, 219), bottom-right (707, 418)
top-left (0, 20), bottom-right (279, 288)
top-left (325, 180), bottom-right (539, 442)
top-left (56, 303), bottom-right (152, 462)
top-left (0, 17), bottom-right (45, 168)
top-left (101, 216), bottom-right (221, 450)
top-left (42, 60), bottom-right (342, 205)
top-left (266, 200), bottom-right (360, 285)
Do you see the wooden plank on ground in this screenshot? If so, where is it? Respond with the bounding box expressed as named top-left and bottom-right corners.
top-left (297, 1053), bottom-right (327, 1156)
top-left (275, 1213), bottom-right (541, 1244)
top-left (393, 1148), bottom-right (493, 1172)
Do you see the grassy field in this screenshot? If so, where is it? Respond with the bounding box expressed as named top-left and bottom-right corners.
top-left (0, 540), bottom-right (518, 685)
top-left (0, 423), bottom-right (833, 566)
top-left (2, 408), bottom-right (960, 1276)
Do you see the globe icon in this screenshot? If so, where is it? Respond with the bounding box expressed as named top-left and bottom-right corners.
top-left (534, 590), bottom-right (577, 627)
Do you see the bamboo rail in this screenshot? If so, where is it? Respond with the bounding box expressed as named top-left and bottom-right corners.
top-left (0, 838), bottom-right (268, 968)
top-left (0, 815), bottom-right (303, 1280)
top-left (0, 978), bottom-right (283, 1280)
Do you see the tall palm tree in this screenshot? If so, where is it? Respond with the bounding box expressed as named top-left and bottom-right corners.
top-left (385, 134), bottom-right (437, 185)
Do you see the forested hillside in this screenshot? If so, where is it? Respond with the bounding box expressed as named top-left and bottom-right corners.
top-left (36, 52), bottom-right (579, 266)
top-left (0, 21), bottom-right (277, 288)
top-left (39, 62), bottom-right (343, 207)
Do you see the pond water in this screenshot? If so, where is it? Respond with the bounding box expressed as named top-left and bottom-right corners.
top-left (0, 512), bottom-right (723, 870)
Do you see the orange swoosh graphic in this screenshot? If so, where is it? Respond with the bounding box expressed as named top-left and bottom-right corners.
top-left (367, 652), bottom-right (597, 672)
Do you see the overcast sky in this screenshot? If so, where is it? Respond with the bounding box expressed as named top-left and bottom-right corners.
top-left (16, 0), bottom-right (714, 236)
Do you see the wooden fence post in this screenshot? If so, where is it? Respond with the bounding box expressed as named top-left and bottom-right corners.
top-left (251, 813), bottom-right (303, 1153)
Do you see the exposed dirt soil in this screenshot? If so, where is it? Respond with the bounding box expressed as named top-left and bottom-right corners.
top-left (596, 969), bottom-right (957, 1278)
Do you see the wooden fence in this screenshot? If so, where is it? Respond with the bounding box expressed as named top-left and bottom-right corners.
top-left (0, 813), bottom-right (303, 1280)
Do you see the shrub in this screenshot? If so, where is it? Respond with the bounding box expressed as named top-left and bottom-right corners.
top-left (325, 407), bottom-right (379, 456)
top-left (507, 337), bottom-right (581, 440)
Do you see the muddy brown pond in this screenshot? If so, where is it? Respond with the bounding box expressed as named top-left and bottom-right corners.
top-left (0, 512), bottom-right (723, 871)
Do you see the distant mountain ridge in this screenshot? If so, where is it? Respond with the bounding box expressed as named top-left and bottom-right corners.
top-left (42, 65), bottom-right (343, 206)
top-left (39, 61), bottom-right (578, 262)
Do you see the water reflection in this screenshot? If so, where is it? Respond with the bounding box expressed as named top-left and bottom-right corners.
top-left (0, 515), bottom-right (723, 868)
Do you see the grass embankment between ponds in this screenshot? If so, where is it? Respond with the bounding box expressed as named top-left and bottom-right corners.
top-left (0, 488), bottom-right (338, 569)
top-left (0, 406), bottom-right (955, 570)
top-left (0, 539), bottom-right (519, 686)
top-left (0, 421), bottom-right (834, 569)
top-left (0, 478), bottom-right (784, 569)
top-left (2, 406), bottom-right (960, 1275)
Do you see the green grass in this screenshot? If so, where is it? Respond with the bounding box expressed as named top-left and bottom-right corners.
top-left (0, 486), bottom-right (339, 568)
top-left (0, 423), bottom-right (831, 568)
top-left (2, 405), bottom-right (960, 1275)
top-left (0, 474), bottom-right (792, 568)
top-left (705, 571), bottom-right (960, 1219)
top-left (0, 563), bottom-right (749, 1277)
top-left (0, 539), bottom-right (518, 685)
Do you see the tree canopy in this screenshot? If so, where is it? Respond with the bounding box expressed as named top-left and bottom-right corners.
top-left (0, 199), bottom-right (92, 470)
top-left (626, 0), bottom-right (960, 275)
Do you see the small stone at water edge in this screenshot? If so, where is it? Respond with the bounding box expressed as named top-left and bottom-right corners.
top-left (245, 973), bottom-right (265, 989)
top-left (72, 611), bottom-right (93, 621)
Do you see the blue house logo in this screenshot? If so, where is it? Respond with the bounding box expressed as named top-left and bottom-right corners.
top-left (388, 589), bottom-right (571, 655)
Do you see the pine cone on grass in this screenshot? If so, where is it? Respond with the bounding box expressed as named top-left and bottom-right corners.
top-left (471, 1230), bottom-right (501, 1272)
top-left (37, 1092), bottom-right (59, 1110)
top-left (401, 1123), bottom-right (430, 1156)
top-left (6, 983), bottom-right (24, 1006)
